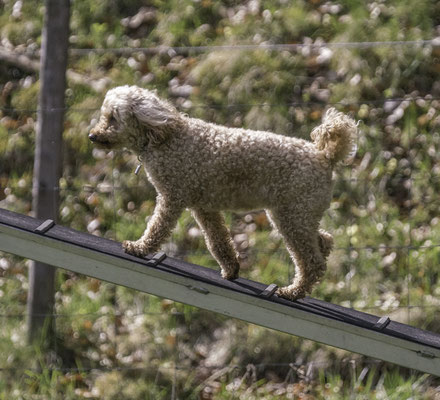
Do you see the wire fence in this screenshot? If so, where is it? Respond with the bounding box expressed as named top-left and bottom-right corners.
top-left (2, 94), bottom-right (440, 114)
top-left (1, 301), bottom-right (440, 321)
top-left (0, 200), bottom-right (440, 253)
top-left (1, 37), bottom-right (440, 393)
top-left (0, 358), bottom-right (384, 374)
top-left (69, 38), bottom-right (440, 55)
top-left (2, 38), bottom-right (440, 115)
top-left (3, 170), bottom-right (440, 191)
top-left (10, 38), bottom-right (438, 59)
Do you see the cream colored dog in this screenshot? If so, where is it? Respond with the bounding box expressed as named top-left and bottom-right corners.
top-left (89, 85), bottom-right (357, 300)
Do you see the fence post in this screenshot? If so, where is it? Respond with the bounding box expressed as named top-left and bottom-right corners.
top-left (27, 0), bottom-right (70, 344)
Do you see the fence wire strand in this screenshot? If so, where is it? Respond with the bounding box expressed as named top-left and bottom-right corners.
top-left (2, 94), bottom-right (440, 114)
top-left (0, 358), bottom-right (385, 374)
top-left (68, 39), bottom-right (439, 56)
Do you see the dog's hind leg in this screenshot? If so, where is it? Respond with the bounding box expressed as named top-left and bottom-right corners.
top-left (266, 207), bottom-right (328, 301)
top-left (123, 195), bottom-right (183, 257)
top-left (192, 208), bottom-right (240, 280)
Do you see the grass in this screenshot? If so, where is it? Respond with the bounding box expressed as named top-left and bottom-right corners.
top-left (1, 0), bottom-right (440, 397)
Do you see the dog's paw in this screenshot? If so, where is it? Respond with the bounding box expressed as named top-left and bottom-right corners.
top-left (122, 240), bottom-right (148, 258)
top-left (276, 286), bottom-right (306, 301)
top-left (220, 265), bottom-right (240, 281)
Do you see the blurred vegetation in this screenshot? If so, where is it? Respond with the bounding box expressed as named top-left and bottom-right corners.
top-left (1, 0), bottom-right (440, 398)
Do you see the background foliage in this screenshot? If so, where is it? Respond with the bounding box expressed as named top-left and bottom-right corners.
top-left (0, 0), bottom-right (440, 398)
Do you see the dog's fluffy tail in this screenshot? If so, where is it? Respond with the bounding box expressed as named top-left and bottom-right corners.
top-left (310, 108), bottom-right (358, 164)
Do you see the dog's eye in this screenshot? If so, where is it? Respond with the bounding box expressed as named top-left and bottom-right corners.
top-left (109, 115), bottom-right (116, 124)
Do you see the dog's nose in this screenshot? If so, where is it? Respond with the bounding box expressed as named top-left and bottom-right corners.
top-left (88, 133), bottom-right (97, 142)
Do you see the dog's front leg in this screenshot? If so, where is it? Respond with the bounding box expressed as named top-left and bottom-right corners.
top-left (123, 196), bottom-right (183, 257)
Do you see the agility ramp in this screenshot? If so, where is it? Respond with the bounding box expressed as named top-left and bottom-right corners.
top-left (0, 207), bottom-right (439, 376)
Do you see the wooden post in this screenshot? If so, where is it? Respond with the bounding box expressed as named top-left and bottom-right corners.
top-left (27, 0), bottom-right (70, 344)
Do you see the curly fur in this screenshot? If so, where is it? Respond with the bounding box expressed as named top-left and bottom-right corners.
top-left (89, 85), bottom-right (358, 301)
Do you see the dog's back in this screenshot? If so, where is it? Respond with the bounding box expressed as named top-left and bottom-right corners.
top-left (144, 118), bottom-right (334, 211)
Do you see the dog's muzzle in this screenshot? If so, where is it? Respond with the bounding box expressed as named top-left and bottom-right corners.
top-left (88, 132), bottom-right (111, 147)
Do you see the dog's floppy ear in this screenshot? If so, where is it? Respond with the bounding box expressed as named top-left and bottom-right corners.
top-left (132, 98), bottom-right (170, 126)
top-left (130, 88), bottom-right (181, 145)
top-left (131, 89), bottom-right (177, 127)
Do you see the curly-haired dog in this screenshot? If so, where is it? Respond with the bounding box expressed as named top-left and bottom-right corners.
top-left (89, 85), bottom-right (357, 300)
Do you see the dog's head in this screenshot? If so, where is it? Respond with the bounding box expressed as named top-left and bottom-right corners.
top-left (89, 85), bottom-right (181, 151)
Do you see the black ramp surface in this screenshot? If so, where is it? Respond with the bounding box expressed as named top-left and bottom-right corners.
top-left (0, 207), bottom-right (439, 350)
